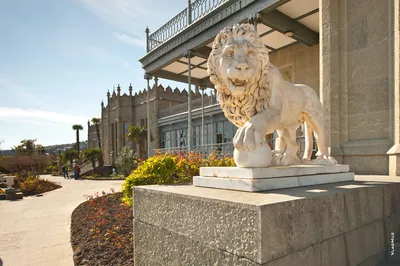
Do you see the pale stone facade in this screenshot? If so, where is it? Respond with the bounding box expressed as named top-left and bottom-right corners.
top-left (88, 83), bottom-right (200, 165)
top-left (269, 42), bottom-right (320, 95)
top-left (320, 0), bottom-right (394, 175)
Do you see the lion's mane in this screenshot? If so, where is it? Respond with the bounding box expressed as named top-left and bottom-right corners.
top-left (207, 24), bottom-right (273, 127)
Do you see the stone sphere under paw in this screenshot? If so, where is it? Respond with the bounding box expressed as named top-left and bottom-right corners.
top-left (233, 143), bottom-right (272, 168)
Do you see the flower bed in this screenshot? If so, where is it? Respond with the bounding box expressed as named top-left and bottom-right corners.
top-left (13, 175), bottom-right (61, 196)
top-left (71, 191), bottom-right (133, 266)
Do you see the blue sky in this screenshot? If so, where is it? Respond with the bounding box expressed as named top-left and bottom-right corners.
top-left (0, 0), bottom-right (190, 150)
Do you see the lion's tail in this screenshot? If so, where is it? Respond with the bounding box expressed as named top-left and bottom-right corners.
top-left (302, 121), bottom-right (313, 161)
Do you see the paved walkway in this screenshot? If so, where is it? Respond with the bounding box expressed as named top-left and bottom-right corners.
top-left (0, 175), bottom-right (124, 266)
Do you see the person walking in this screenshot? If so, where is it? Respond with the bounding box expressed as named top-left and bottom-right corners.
top-left (73, 164), bottom-right (78, 180)
top-left (77, 164), bottom-right (81, 179)
top-left (65, 165), bottom-right (69, 179)
top-left (61, 165), bottom-right (66, 179)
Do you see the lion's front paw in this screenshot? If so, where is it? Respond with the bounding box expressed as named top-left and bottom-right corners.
top-left (233, 122), bottom-right (265, 152)
top-left (315, 155), bottom-right (337, 165)
top-left (302, 155), bottom-right (337, 166)
top-left (272, 153), bottom-right (301, 166)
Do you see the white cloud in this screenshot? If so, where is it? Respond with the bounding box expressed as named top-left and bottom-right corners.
top-left (114, 32), bottom-right (146, 48)
top-left (0, 75), bottom-right (49, 108)
top-left (0, 107), bottom-right (88, 125)
top-left (75, 0), bottom-right (163, 34)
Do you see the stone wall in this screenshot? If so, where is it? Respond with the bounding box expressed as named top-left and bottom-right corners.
top-left (269, 42), bottom-right (320, 95)
top-left (320, 0), bottom-right (393, 174)
top-left (133, 176), bottom-right (400, 265)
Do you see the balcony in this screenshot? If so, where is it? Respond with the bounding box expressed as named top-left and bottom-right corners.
top-left (148, 0), bottom-right (230, 52)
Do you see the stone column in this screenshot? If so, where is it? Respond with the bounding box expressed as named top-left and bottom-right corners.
top-left (388, 1), bottom-right (400, 175)
top-left (186, 51), bottom-right (192, 153)
top-left (153, 77), bottom-right (160, 151)
top-left (144, 73), bottom-right (153, 158)
top-left (319, 0), bottom-right (343, 163)
top-left (107, 90), bottom-right (111, 165)
top-left (129, 83), bottom-right (135, 150)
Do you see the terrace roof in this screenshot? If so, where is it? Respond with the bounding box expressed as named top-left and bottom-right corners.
top-left (139, 0), bottom-right (320, 87)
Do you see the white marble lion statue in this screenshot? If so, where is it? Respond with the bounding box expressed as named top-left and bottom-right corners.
top-left (207, 23), bottom-right (336, 166)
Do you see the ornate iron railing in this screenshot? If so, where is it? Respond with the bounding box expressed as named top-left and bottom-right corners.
top-left (191, 0), bottom-right (229, 23)
top-left (153, 137), bottom-right (317, 158)
top-left (148, 0), bottom-right (229, 51)
top-left (154, 142), bottom-right (234, 157)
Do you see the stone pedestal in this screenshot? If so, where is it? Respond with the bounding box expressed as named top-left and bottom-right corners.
top-left (133, 176), bottom-right (400, 266)
top-left (193, 165), bottom-right (354, 192)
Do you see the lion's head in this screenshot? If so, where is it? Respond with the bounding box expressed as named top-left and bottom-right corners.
top-left (207, 24), bottom-right (272, 127)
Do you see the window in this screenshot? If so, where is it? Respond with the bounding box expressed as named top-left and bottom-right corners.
top-left (223, 121), bottom-right (234, 143)
top-left (123, 122), bottom-right (129, 146)
top-left (207, 124), bottom-right (212, 144)
top-left (161, 131), bottom-right (171, 149)
top-left (193, 125), bottom-right (201, 147)
top-left (216, 122), bottom-right (223, 144)
top-left (140, 118), bottom-right (147, 128)
top-left (177, 128), bottom-right (187, 147)
top-left (203, 124), bottom-right (212, 145)
top-left (161, 132), bottom-right (165, 148)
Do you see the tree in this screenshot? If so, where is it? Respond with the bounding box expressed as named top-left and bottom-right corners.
top-left (36, 145), bottom-right (46, 154)
top-left (62, 149), bottom-right (77, 168)
top-left (115, 147), bottom-right (137, 177)
top-left (72, 124), bottom-right (83, 159)
top-left (91, 118), bottom-right (103, 166)
top-left (82, 148), bottom-right (102, 168)
top-left (127, 126), bottom-right (147, 159)
top-left (13, 139), bottom-right (37, 156)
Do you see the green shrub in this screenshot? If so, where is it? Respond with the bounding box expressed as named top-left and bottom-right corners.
top-left (122, 154), bottom-right (178, 205)
top-left (121, 152), bottom-right (235, 206)
top-left (115, 147), bottom-right (138, 177)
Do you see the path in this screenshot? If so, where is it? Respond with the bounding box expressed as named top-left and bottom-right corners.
top-left (0, 175), bottom-right (124, 266)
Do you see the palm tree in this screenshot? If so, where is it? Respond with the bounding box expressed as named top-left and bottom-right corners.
top-left (82, 148), bottom-right (102, 168)
top-left (62, 149), bottom-right (77, 168)
top-left (72, 124), bottom-right (83, 159)
top-left (91, 118), bottom-right (103, 166)
top-left (127, 126), bottom-right (147, 159)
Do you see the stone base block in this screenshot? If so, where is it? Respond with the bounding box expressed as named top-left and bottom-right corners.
top-left (134, 176), bottom-right (400, 266)
top-left (5, 192), bottom-right (23, 200)
top-left (194, 165), bottom-right (354, 192)
top-left (199, 164), bottom-right (350, 179)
